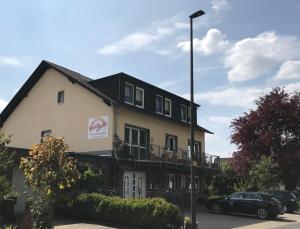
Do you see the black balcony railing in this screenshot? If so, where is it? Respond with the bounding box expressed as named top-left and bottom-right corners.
top-left (115, 140), bottom-right (220, 168)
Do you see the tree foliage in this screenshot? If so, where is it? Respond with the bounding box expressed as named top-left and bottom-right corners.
top-left (248, 155), bottom-right (279, 190)
top-left (20, 136), bottom-right (79, 229)
top-left (20, 136), bottom-right (79, 198)
top-left (0, 133), bottom-right (13, 201)
top-left (231, 87), bottom-right (300, 189)
top-left (210, 160), bottom-right (237, 195)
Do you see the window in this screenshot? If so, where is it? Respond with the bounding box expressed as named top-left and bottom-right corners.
top-left (166, 174), bottom-right (176, 190)
top-left (166, 134), bottom-right (177, 152)
top-left (188, 176), bottom-right (199, 192)
top-left (229, 192), bottom-right (243, 199)
top-left (124, 125), bottom-right (148, 160)
top-left (243, 193), bottom-right (262, 201)
top-left (124, 83), bottom-right (134, 104)
top-left (57, 91), bottom-right (64, 104)
top-left (180, 105), bottom-right (187, 122)
top-left (181, 175), bottom-right (186, 189)
top-left (164, 98), bottom-right (172, 117)
top-left (195, 176), bottom-right (199, 192)
top-left (187, 107), bottom-right (191, 123)
top-left (135, 87), bottom-right (144, 108)
top-left (156, 95), bottom-right (163, 114)
top-left (41, 130), bottom-right (52, 143)
top-left (188, 140), bottom-right (201, 160)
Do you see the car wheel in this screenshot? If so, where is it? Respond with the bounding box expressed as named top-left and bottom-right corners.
top-left (211, 203), bottom-right (222, 214)
top-left (257, 208), bottom-right (268, 219)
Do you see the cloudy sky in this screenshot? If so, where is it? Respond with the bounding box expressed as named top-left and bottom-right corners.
top-left (1, 0), bottom-right (300, 157)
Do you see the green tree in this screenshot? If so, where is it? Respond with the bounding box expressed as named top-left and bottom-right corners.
top-left (210, 160), bottom-right (237, 196)
top-left (20, 136), bottom-right (79, 229)
top-left (248, 155), bottom-right (279, 190)
top-left (0, 133), bottom-right (13, 201)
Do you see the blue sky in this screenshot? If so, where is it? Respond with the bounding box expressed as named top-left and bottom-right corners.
top-left (1, 0), bottom-right (300, 157)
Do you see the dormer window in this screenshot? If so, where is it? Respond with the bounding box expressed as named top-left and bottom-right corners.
top-left (57, 91), bottom-right (64, 104)
top-left (180, 104), bottom-right (187, 122)
top-left (164, 98), bottom-right (172, 117)
top-left (124, 83), bottom-right (134, 104)
top-left (135, 87), bottom-right (144, 108)
top-left (156, 95), bottom-right (163, 114)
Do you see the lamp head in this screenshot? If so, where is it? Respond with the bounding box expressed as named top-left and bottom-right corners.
top-left (189, 10), bottom-right (205, 19)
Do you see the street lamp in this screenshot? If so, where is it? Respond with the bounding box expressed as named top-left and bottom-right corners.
top-left (189, 9), bottom-right (205, 229)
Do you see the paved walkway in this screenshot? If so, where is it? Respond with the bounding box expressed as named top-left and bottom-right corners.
top-left (54, 211), bottom-right (300, 229)
top-left (54, 218), bottom-right (139, 229)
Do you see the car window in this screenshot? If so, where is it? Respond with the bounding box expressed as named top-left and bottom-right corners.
top-left (229, 193), bottom-right (243, 199)
top-left (243, 193), bottom-right (262, 201)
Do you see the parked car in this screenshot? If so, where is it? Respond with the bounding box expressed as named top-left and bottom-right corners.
top-left (262, 190), bottom-right (299, 213)
top-left (292, 191), bottom-right (300, 201)
top-left (206, 192), bottom-right (284, 219)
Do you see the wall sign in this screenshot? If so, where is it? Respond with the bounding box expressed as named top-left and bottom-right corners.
top-left (88, 116), bottom-right (109, 139)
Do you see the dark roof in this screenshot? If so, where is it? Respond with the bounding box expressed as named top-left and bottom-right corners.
top-left (0, 60), bottom-right (116, 127)
top-left (0, 60), bottom-right (213, 134)
top-left (94, 72), bottom-right (201, 108)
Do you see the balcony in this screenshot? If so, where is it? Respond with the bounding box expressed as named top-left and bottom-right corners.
top-left (115, 141), bottom-right (220, 168)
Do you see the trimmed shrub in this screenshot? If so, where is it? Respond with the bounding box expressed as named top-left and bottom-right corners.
top-left (57, 193), bottom-right (183, 229)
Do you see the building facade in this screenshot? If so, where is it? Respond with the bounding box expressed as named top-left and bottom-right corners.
top-left (0, 60), bottom-right (219, 212)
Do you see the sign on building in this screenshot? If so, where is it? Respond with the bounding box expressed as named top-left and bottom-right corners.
top-left (88, 116), bottom-right (109, 139)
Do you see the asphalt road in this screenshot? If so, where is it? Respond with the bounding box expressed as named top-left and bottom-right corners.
top-left (192, 211), bottom-right (300, 229)
top-left (54, 211), bottom-right (300, 229)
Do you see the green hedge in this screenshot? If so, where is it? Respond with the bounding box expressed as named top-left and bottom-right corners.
top-left (56, 193), bottom-right (183, 229)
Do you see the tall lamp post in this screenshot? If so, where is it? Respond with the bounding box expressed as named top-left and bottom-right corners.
top-left (190, 9), bottom-right (205, 229)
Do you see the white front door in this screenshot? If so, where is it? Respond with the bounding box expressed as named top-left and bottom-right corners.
top-left (123, 171), bottom-right (146, 198)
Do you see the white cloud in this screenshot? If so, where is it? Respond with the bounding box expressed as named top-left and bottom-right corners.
top-left (0, 99), bottom-right (8, 111)
top-left (98, 33), bottom-right (157, 55)
top-left (177, 28), bottom-right (229, 55)
top-left (193, 87), bottom-right (263, 108)
top-left (0, 56), bottom-right (22, 66)
top-left (284, 82), bottom-right (300, 93)
top-left (212, 0), bottom-right (229, 12)
top-left (225, 31), bottom-right (300, 82)
top-left (181, 81), bottom-right (300, 109)
top-left (98, 14), bottom-right (189, 55)
top-left (274, 60), bottom-right (300, 81)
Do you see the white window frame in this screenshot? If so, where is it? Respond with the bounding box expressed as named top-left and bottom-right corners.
top-left (180, 104), bottom-right (187, 122)
top-left (188, 140), bottom-right (200, 154)
top-left (124, 126), bottom-right (148, 160)
top-left (181, 174), bottom-right (186, 189)
top-left (124, 82), bottom-right (134, 105)
top-left (166, 174), bottom-right (176, 190)
top-left (188, 175), bottom-right (199, 192)
top-left (155, 94), bottom-right (163, 114)
top-left (135, 87), bottom-right (144, 108)
top-left (166, 135), bottom-right (176, 153)
top-left (164, 98), bottom-right (172, 117)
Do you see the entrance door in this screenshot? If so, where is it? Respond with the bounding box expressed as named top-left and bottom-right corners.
top-left (123, 171), bottom-right (146, 198)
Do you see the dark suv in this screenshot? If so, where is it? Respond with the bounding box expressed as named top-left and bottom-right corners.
top-left (206, 192), bottom-right (284, 219)
top-left (263, 190), bottom-right (299, 213)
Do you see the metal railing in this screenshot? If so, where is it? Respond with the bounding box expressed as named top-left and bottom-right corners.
top-left (115, 140), bottom-right (220, 168)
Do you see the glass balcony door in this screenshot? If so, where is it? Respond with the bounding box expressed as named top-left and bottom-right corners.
top-left (125, 126), bottom-right (148, 160)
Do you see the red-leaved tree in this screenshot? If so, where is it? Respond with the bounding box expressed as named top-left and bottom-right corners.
top-left (230, 87), bottom-right (300, 190)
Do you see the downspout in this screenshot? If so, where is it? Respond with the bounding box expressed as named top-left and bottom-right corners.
top-left (113, 105), bottom-right (123, 161)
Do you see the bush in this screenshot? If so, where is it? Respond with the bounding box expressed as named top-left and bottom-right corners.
top-left (57, 193), bottom-right (183, 229)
